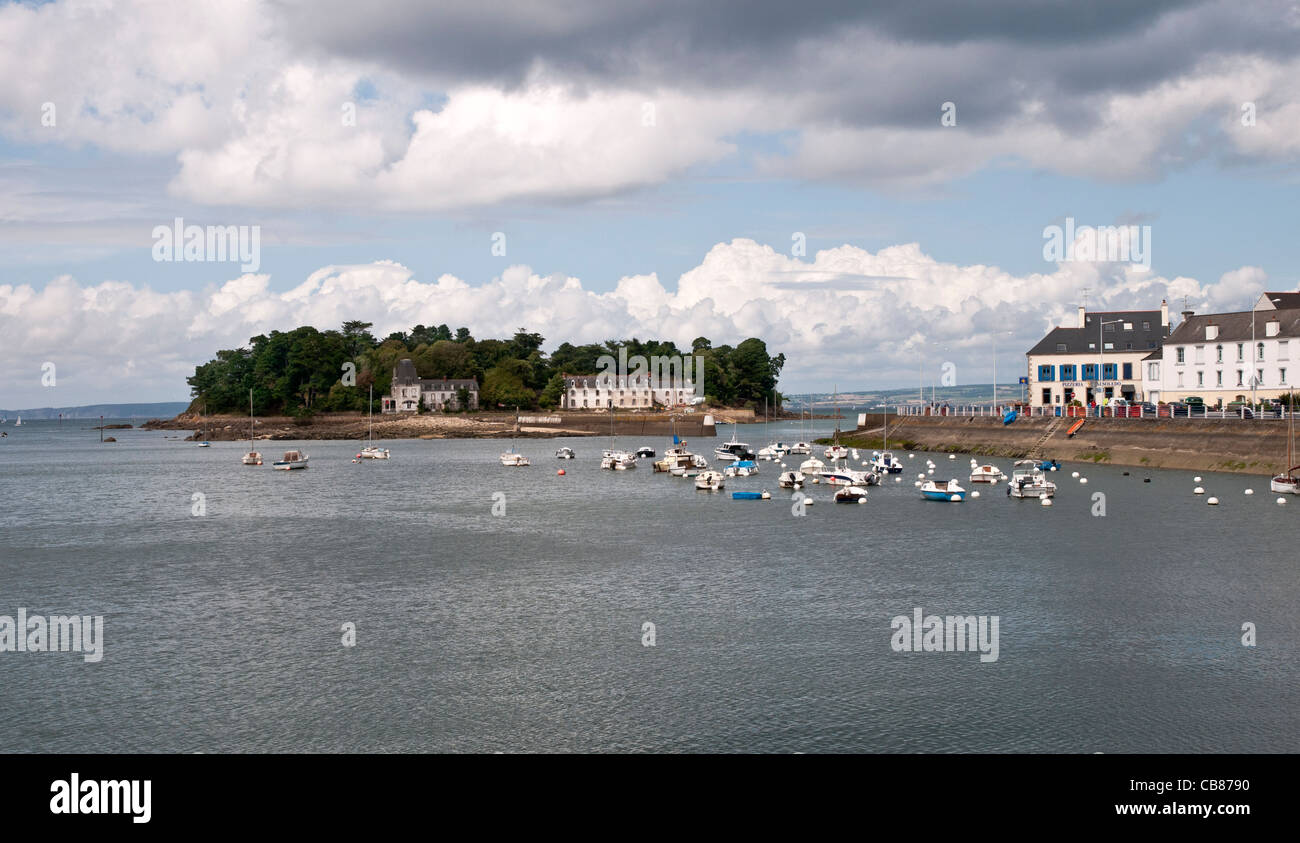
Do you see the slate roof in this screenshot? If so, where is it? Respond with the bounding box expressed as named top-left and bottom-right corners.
top-left (1027, 310), bottom-right (1169, 356)
top-left (1165, 308), bottom-right (1300, 344)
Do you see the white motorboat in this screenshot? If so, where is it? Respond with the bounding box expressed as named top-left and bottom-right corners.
top-left (555, 446), bottom-right (576, 459)
top-left (601, 450), bottom-right (637, 470)
top-left (1007, 460), bottom-right (1056, 498)
top-left (921, 478), bottom-right (966, 501)
top-left (272, 450), bottom-right (309, 470)
top-left (787, 441), bottom-right (811, 455)
top-left (241, 451), bottom-right (263, 466)
top-left (834, 485), bottom-right (869, 503)
top-left (695, 470), bottom-right (725, 491)
top-left (799, 457), bottom-right (826, 482)
top-left (723, 459), bottom-right (759, 477)
top-left (823, 444), bottom-right (849, 461)
top-left (969, 464), bottom-right (1006, 484)
top-left (778, 470), bottom-right (804, 488)
top-left (757, 442), bottom-right (790, 460)
top-left (714, 424), bottom-right (754, 462)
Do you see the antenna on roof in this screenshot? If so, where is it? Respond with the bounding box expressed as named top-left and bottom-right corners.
top-left (1081, 288), bottom-right (1090, 311)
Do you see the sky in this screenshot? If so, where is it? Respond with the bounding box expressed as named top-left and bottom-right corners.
top-left (2, 0), bottom-right (1300, 407)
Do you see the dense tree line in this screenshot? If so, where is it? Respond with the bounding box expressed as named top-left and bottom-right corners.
top-left (187, 321), bottom-right (785, 415)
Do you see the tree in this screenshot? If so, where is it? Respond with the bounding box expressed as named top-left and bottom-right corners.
top-left (539, 373), bottom-right (566, 408)
top-left (481, 359), bottom-right (537, 409)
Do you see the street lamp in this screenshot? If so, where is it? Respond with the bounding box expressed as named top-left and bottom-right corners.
top-left (1097, 318), bottom-right (1124, 415)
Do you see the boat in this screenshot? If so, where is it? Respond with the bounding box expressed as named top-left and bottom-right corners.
top-left (731, 491), bottom-right (770, 500)
top-left (969, 464), bottom-right (1006, 484)
top-left (787, 441), bottom-right (811, 455)
top-left (756, 397), bottom-right (788, 460)
top-left (1007, 459), bottom-right (1056, 498)
top-left (798, 457), bottom-right (826, 480)
top-left (555, 446), bottom-right (576, 459)
top-left (14, 416), bottom-right (19, 426)
top-left (723, 459), bottom-right (759, 477)
top-left (871, 451), bottom-right (904, 473)
top-left (500, 448), bottom-right (531, 467)
top-left (695, 470), bottom-right (725, 491)
top-left (1037, 459), bottom-right (1061, 472)
top-left (196, 403), bottom-right (210, 446)
top-left (272, 450), bottom-right (309, 470)
top-left (1271, 392), bottom-right (1299, 493)
top-left (600, 450), bottom-right (637, 470)
top-left (670, 464), bottom-right (702, 478)
top-left (635, 446), bottom-right (656, 459)
top-left (1002, 409), bottom-right (1018, 425)
top-left (834, 485), bottom-right (869, 503)
top-left (359, 384), bottom-right (390, 459)
top-left (921, 478), bottom-right (966, 501)
top-left (819, 462), bottom-right (879, 486)
top-left (778, 470), bottom-right (805, 488)
top-left (714, 424), bottom-right (754, 462)
top-left (1066, 419), bottom-right (1085, 437)
top-left (241, 389), bottom-right (262, 465)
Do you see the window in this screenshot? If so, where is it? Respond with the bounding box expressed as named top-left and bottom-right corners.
top-left (1122, 362), bottom-right (1133, 380)
top-left (1280, 340), bottom-right (1290, 361)
top-left (1082, 364), bottom-right (1097, 380)
top-left (1257, 342), bottom-right (1265, 361)
top-left (1197, 372), bottom-right (1204, 387)
top-left (1257, 369), bottom-right (1265, 386)
top-left (1216, 345), bottom-right (1223, 363)
top-left (1126, 343), bottom-right (1133, 350)
top-left (1103, 342), bottom-right (1114, 350)
top-left (1105, 323), bottom-right (1115, 332)
top-left (1177, 372), bottom-right (1184, 387)
top-left (1060, 364), bottom-right (1077, 381)
top-left (1194, 345), bottom-right (1205, 364)
top-left (1102, 363), bottom-right (1117, 380)
top-left (1123, 322), bottom-right (1133, 330)
top-left (1056, 343), bottom-right (1067, 352)
top-left (1041, 388), bottom-right (1052, 405)
top-left (1216, 371), bottom-right (1223, 386)
top-left (1148, 362), bottom-right (1160, 380)
top-left (1142, 321), bottom-right (1151, 331)
top-left (1237, 343), bottom-right (1245, 362)
top-left (1037, 365), bottom-right (1055, 382)
top-left (1237, 370), bottom-right (1244, 387)
top-left (1282, 368), bottom-right (1288, 385)
top-left (1176, 347), bottom-right (1185, 364)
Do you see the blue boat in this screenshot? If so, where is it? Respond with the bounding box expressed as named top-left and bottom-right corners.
top-left (1002, 409), bottom-right (1018, 425)
top-left (1037, 459), bottom-right (1060, 471)
top-left (920, 479), bottom-right (966, 501)
top-left (731, 491), bottom-right (768, 500)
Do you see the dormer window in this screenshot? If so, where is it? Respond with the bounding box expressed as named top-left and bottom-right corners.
top-left (1206, 325), bottom-right (1218, 340)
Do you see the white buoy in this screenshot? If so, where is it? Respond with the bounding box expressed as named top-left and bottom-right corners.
top-left (1244, 488), bottom-right (1253, 495)
top-left (1194, 476), bottom-right (1202, 483)
top-left (949, 454), bottom-right (956, 460)
top-left (858, 497), bottom-right (867, 504)
top-left (1207, 497), bottom-right (1219, 505)
top-left (1193, 486), bottom-right (1204, 494)
top-left (761, 491), bottom-right (771, 500)
top-left (803, 497), bottom-right (814, 506)
top-left (918, 473), bottom-right (925, 479)
top-left (909, 453), bottom-right (915, 459)
top-left (1079, 477), bottom-right (1088, 484)
top-left (1049, 465), bottom-right (1058, 471)
top-left (914, 481), bottom-right (923, 487)
top-left (971, 491), bottom-right (980, 498)
top-left (1041, 497), bottom-right (1053, 507)
top-left (1071, 471), bottom-right (1080, 478)
top-left (928, 468), bottom-right (935, 474)
top-left (894, 477), bottom-right (901, 483)
top-left (1278, 497), bottom-right (1288, 505)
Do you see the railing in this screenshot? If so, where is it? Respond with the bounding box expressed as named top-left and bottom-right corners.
top-left (891, 404), bottom-right (1289, 420)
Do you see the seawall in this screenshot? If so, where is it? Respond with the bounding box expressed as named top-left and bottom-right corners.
top-left (840, 413), bottom-right (1295, 476)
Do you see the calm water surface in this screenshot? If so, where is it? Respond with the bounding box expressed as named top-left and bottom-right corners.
top-left (1, 419), bottom-right (1297, 752)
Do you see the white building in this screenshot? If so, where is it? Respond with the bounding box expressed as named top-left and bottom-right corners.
top-left (381, 358), bottom-right (479, 412)
top-left (1157, 293), bottom-right (1300, 404)
top-left (1025, 302), bottom-right (1171, 407)
top-left (561, 372), bottom-right (696, 409)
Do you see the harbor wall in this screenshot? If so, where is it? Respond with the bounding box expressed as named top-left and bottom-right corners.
top-left (844, 414), bottom-right (1296, 476)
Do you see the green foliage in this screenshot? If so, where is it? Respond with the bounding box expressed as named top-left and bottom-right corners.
top-left (187, 321), bottom-right (784, 414)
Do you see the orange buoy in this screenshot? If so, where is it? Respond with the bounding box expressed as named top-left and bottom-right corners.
top-left (557, 469), bottom-right (565, 475)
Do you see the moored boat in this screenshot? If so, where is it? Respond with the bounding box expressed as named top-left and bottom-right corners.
top-left (778, 470), bottom-right (804, 488)
top-left (273, 450), bottom-right (309, 470)
top-left (921, 478), bottom-right (965, 501)
top-left (1007, 460), bottom-right (1056, 498)
top-left (695, 470), bottom-right (725, 491)
top-left (834, 485), bottom-right (869, 503)
top-left (555, 446), bottom-right (576, 459)
top-left (969, 464), bottom-right (1006, 484)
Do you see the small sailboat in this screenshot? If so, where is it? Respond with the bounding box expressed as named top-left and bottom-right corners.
top-left (695, 470), bottom-right (725, 491)
top-left (500, 448), bottom-right (530, 466)
top-left (13, 416), bottom-right (19, 426)
top-left (600, 410), bottom-right (636, 468)
top-left (241, 389), bottom-right (262, 465)
top-left (359, 385), bottom-right (390, 460)
top-left (555, 446), bottom-right (576, 459)
top-left (921, 478), bottom-right (965, 501)
top-left (273, 450), bottom-right (309, 470)
top-left (1271, 392), bottom-right (1299, 494)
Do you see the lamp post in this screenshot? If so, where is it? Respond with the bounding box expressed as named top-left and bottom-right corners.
top-left (1097, 318), bottom-right (1124, 416)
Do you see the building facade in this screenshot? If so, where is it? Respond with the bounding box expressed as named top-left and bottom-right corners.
top-left (1025, 302), bottom-right (1171, 407)
top-left (381, 358), bottom-right (479, 412)
top-left (560, 373), bottom-right (697, 409)
top-left (1157, 294), bottom-right (1300, 404)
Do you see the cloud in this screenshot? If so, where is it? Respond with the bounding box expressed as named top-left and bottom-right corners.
top-left (0, 238), bottom-right (1276, 406)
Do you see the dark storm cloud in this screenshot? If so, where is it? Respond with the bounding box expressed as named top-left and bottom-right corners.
top-left (271, 0), bottom-right (1300, 133)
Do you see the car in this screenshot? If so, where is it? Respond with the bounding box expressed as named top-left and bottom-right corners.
top-left (1137, 402), bottom-right (1158, 415)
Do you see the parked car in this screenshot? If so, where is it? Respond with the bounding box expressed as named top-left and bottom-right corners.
top-left (1137, 402), bottom-right (1158, 414)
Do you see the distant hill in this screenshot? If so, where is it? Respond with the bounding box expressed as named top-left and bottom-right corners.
top-left (0, 402), bottom-right (190, 420)
top-left (789, 383), bottom-right (1025, 409)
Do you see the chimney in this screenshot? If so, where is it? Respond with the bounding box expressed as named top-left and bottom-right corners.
top-left (1160, 299), bottom-right (1169, 328)
top-left (1078, 305), bottom-right (1086, 329)
top-left (1181, 308), bottom-right (1194, 325)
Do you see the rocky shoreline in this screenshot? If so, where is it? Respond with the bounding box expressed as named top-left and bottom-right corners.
top-left (140, 412), bottom-right (598, 441)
